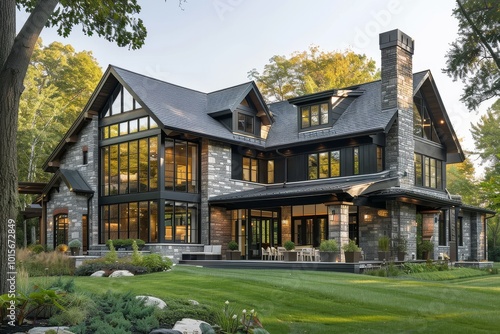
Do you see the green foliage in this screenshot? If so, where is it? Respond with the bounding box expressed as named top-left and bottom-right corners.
top-left (444, 0), bottom-right (500, 111)
top-left (131, 240), bottom-right (143, 265)
top-left (248, 46), bottom-right (380, 102)
top-left (378, 236), bottom-right (390, 252)
top-left (141, 254), bottom-right (172, 273)
top-left (73, 259), bottom-right (147, 277)
top-left (68, 239), bottom-right (82, 248)
top-left (107, 239), bottom-right (145, 249)
top-left (69, 291), bottom-right (158, 334)
top-left (228, 240), bottom-right (239, 251)
top-left (154, 298), bottom-right (216, 328)
top-left (395, 237), bottom-right (408, 253)
top-left (283, 240), bottom-right (295, 251)
top-left (319, 239), bottom-right (338, 252)
top-left (489, 245), bottom-right (500, 261)
top-left (342, 239), bottom-right (361, 252)
top-left (17, 248), bottom-right (73, 276)
top-left (105, 240), bottom-right (118, 263)
top-left (212, 301), bottom-right (269, 334)
top-left (28, 244), bottom-right (46, 254)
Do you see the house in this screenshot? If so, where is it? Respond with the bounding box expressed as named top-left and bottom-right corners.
top-left (32, 29), bottom-right (493, 262)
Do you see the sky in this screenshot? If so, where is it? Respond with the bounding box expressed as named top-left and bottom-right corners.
top-left (17, 0), bottom-right (492, 174)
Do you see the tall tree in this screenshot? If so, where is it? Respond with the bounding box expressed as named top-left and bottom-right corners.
top-left (446, 158), bottom-right (480, 206)
top-left (443, 0), bottom-right (500, 111)
top-left (248, 46), bottom-right (380, 102)
top-left (18, 39), bottom-right (102, 185)
top-left (0, 0), bottom-right (149, 295)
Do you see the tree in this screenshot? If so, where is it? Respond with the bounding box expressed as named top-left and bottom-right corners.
top-left (0, 0), bottom-right (149, 295)
top-left (446, 158), bottom-right (481, 206)
top-left (443, 0), bottom-right (500, 111)
top-left (18, 39), bottom-right (102, 185)
top-left (248, 46), bottom-right (380, 102)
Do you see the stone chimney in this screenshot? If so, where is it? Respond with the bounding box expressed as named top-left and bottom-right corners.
top-left (380, 29), bottom-right (414, 111)
top-left (380, 29), bottom-right (414, 187)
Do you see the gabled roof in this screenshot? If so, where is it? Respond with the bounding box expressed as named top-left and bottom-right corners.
top-left (413, 70), bottom-right (464, 163)
top-left (42, 169), bottom-right (93, 195)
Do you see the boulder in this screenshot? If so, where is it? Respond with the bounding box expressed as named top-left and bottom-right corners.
top-left (136, 295), bottom-right (167, 309)
top-left (28, 327), bottom-right (73, 334)
top-left (172, 318), bottom-right (213, 334)
top-left (109, 270), bottom-right (134, 277)
top-left (90, 270), bottom-right (105, 277)
top-left (149, 330), bottom-right (182, 334)
top-left (188, 299), bottom-right (199, 306)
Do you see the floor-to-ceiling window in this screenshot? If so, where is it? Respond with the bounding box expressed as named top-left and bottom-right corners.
top-left (292, 204), bottom-right (328, 247)
top-left (54, 213), bottom-right (68, 247)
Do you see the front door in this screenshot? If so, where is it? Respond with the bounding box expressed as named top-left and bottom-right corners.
top-left (248, 217), bottom-right (276, 259)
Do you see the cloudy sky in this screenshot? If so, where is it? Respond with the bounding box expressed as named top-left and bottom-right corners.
top-left (17, 0), bottom-right (492, 173)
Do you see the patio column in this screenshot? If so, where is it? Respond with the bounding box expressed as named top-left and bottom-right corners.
top-left (328, 202), bottom-right (351, 262)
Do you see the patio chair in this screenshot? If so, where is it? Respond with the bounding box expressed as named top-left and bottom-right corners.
top-left (275, 247), bottom-right (286, 261)
top-left (261, 247), bottom-right (270, 260)
top-left (301, 248), bottom-right (313, 261)
top-left (269, 246), bottom-right (276, 260)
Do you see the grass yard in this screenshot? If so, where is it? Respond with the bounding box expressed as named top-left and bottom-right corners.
top-left (70, 265), bottom-right (500, 333)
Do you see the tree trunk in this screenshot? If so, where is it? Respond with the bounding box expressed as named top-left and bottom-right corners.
top-left (0, 0), bottom-right (59, 295)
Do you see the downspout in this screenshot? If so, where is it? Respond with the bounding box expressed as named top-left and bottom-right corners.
top-left (87, 192), bottom-right (94, 252)
top-left (275, 149), bottom-right (288, 187)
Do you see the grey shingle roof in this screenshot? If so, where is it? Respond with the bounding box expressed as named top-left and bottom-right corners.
top-left (112, 66), bottom-right (429, 149)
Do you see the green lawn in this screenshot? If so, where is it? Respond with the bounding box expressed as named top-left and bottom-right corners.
top-left (72, 265), bottom-right (500, 333)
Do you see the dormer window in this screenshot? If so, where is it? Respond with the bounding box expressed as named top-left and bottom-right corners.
top-left (238, 113), bottom-right (254, 134)
top-left (301, 103), bottom-right (329, 129)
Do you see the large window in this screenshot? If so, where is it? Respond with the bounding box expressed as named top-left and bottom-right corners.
top-left (101, 200), bottom-right (158, 243)
top-left (414, 153), bottom-right (443, 189)
top-left (301, 103), bottom-right (329, 129)
top-left (308, 150), bottom-right (341, 180)
top-left (101, 136), bottom-right (158, 196)
top-left (164, 201), bottom-right (199, 243)
top-left (413, 91), bottom-right (440, 143)
top-left (165, 139), bottom-right (198, 193)
top-left (101, 116), bottom-right (158, 139)
top-left (102, 85), bottom-right (141, 117)
top-left (54, 214), bottom-right (68, 247)
top-left (237, 113), bottom-right (254, 134)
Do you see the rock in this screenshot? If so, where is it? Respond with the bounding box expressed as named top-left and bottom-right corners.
top-left (173, 318), bottom-right (212, 334)
top-left (90, 270), bottom-right (105, 277)
top-left (108, 270), bottom-right (134, 277)
top-left (136, 295), bottom-right (167, 309)
top-left (188, 299), bottom-right (199, 306)
top-left (149, 329), bottom-right (182, 334)
top-left (28, 327), bottom-right (73, 334)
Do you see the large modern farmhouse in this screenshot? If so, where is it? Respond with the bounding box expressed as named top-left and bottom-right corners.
top-left (31, 29), bottom-right (492, 262)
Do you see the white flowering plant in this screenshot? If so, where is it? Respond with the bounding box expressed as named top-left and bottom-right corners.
top-left (213, 300), bottom-right (269, 334)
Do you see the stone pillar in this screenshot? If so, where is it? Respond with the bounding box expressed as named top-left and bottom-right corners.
top-left (328, 202), bottom-right (351, 262)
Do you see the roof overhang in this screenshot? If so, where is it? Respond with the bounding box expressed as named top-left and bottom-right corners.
top-left (209, 171), bottom-right (399, 209)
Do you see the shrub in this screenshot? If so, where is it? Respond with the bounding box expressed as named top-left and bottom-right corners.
top-left (141, 254), bottom-right (173, 273)
top-left (228, 240), bottom-right (239, 251)
top-left (107, 239), bottom-right (145, 249)
top-left (74, 260), bottom-right (148, 276)
top-left (57, 244), bottom-right (68, 252)
top-left (378, 236), bottom-right (390, 252)
top-left (68, 239), bottom-right (82, 249)
top-left (29, 244), bottom-right (46, 254)
top-left (283, 240), bottom-right (295, 251)
top-left (154, 298), bottom-right (216, 328)
top-left (105, 240), bottom-right (118, 263)
top-left (319, 239), bottom-right (339, 252)
top-left (343, 239), bottom-right (361, 252)
top-left (69, 291), bottom-right (159, 334)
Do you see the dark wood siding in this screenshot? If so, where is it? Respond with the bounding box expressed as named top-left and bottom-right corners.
top-left (274, 157), bottom-right (286, 184)
top-left (288, 155), bottom-right (306, 182)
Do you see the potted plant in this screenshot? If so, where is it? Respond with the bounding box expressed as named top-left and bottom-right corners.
top-left (377, 235), bottom-right (391, 261)
top-left (419, 240), bottom-right (434, 260)
top-left (396, 236), bottom-right (407, 261)
top-left (319, 239), bottom-right (340, 262)
top-left (68, 239), bottom-right (82, 256)
top-left (226, 240), bottom-right (241, 260)
top-left (342, 239), bottom-right (362, 263)
top-left (57, 243), bottom-right (68, 253)
top-left (283, 240), bottom-right (297, 261)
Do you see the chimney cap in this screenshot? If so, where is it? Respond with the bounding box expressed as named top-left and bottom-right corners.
top-left (379, 29), bottom-right (414, 54)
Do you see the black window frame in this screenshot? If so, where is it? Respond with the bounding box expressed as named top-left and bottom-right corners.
top-left (414, 153), bottom-right (443, 190)
top-left (300, 102), bottom-right (330, 130)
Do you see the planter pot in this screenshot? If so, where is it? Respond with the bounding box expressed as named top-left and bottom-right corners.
top-left (284, 251), bottom-right (297, 261)
top-left (397, 252), bottom-right (406, 261)
top-left (226, 251), bottom-right (241, 260)
top-left (378, 251), bottom-right (390, 261)
top-left (344, 251), bottom-right (361, 263)
top-left (320, 251), bottom-right (339, 262)
top-left (70, 247), bottom-right (80, 256)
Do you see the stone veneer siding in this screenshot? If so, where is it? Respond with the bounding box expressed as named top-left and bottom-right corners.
top-left (201, 138), bottom-right (262, 252)
top-left (46, 116), bottom-right (98, 248)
